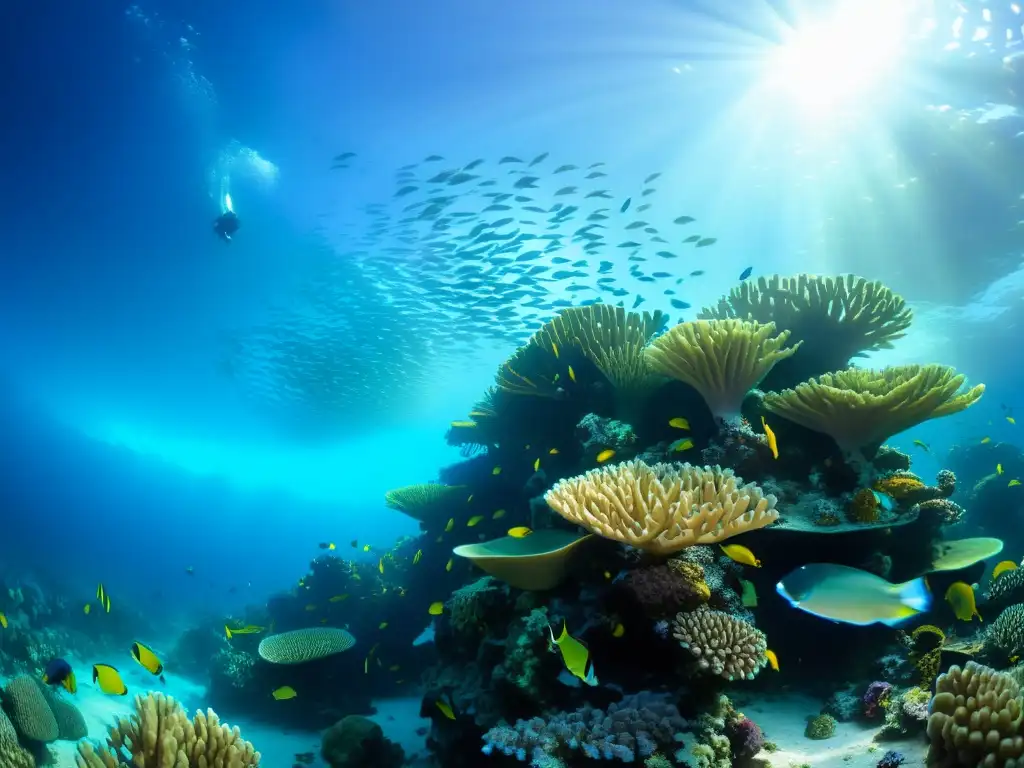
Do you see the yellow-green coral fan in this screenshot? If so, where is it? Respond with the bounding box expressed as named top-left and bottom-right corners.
top-left (258, 627), bottom-right (356, 664)
top-left (762, 364), bottom-right (984, 457)
top-left (384, 483), bottom-right (467, 523)
top-left (926, 661), bottom-right (1024, 768)
top-left (75, 692), bottom-right (259, 768)
top-left (544, 460), bottom-right (778, 555)
top-left (644, 319), bottom-right (800, 422)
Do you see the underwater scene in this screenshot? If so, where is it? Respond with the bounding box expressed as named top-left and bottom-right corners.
top-left (4, 0), bottom-right (1024, 766)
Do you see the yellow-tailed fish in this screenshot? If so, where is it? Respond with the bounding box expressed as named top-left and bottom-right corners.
top-left (776, 563), bottom-right (931, 626)
top-left (436, 700), bottom-right (456, 720)
top-left (445, 518), bottom-right (455, 532)
top-left (428, 602), bottom-right (444, 615)
top-left (998, 463), bottom-right (1004, 475)
top-left (551, 341), bottom-right (559, 358)
top-left (378, 558), bottom-right (384, 574)
top-left (612, 623), bottom-right (625, 638)
top-left (449, 420), bottom-right (477, 428)
top-left (492, 509), bottom-right (506, 520)
top-left (669, 417), bottom-right (690, 430)
top-left (993, 561), bottom-right (1018, 581)
top-left (379, 622), bottom-right (388, 630)
top-left (225, 625), bottom-right (233, 639)
top-left (492, 466), bottom-right (502, 475)
top-left (362, 544), bottom-right (371, 552)
top-left (1010, 416), bottom-right (1017, 425)
top-left (568, 365), bottom-right (576, 382)
top-left (83, 604), bottom-right (90, 615)
top-left (596, 449), bottom-right (615, 463)
top-left (533, 458), bottom-right (540, 471)
top-left (548, 622), bottom-right (597, 685)
top-left (1012, 480), bottom-right (1022, 488)
top-left (467, 515), bottom-right (484, 527)
top-left (982, 437), bottom-right (992, 444)
top-left (445, 558), bottom-right (453, 572)
top-left (765, 649), bottom-right (780, 671)
top-left (721, 544), bottom-right (761, 567)
top-left (272, 686), bottom-right (297, 700)
top-left (672, 439), bottom-right (694, 452)
top-left (130, 642), bottom-right (164, 677)
top-left (945, 581), bottom-right (982, 622)
top-left (42, 659), bottom-right (76, 694)
top-left (96, 584), bottom-right (111, 613)
top-left (0, 612), bottom-right (6, 629)
top-left (761, 417), bottom-right (779, 460)
top-left (549, 448), bottom-right (559, 455)
top-left (604, 571), bottom-right (612, 580)
top-left (507, 526), bottom-right (533, 538)
top-left (92, 664), bottom-right (128, 696)
top-left (413, 550), bottom-right (422, 565)
top-left (912, 439), bottom-right (930, 452)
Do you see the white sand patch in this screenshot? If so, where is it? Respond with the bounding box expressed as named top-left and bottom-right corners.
top-left (741, 693), bottom-right (927, 768)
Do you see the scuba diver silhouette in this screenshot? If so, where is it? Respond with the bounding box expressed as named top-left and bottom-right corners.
top-left (213, 210), bottom-right (240, 243)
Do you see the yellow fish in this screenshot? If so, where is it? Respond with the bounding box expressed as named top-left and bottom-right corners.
top-left (272, 686), bottom-right (297, 700)
top-left (379, 622), bottom-right (388, 630)
top-left (998, 464), bottom-right (1004, 475)
top-left (507, 526), bottom-right (533, 538)
top-left (96, 583), bottom-right (111, 613)
top-left (362, 544), bottom-right (371, 552)
top-left (612, 623), bottom-right (625, 638)
top-left (445, 518), bottom-right (455, 532)
top-left (604, 571), bottom-right (612, 580)
top-left (225, 625), bottom-right (233, 639)
top-left (413, 550), bottom-right (422, 565)
top-left (467, 515), bottom-right (484, 527)
top-left (449, 420), bottom-right (477, 428)
top-left (436, 700), bottom-right (456, 720)
top-left (992, 561), bottom-right (1018, 581)
top-left (92, 664), bottom-right (127, 696)
top-left (912, 439), bottom-right (930, 452)
top-left (130, 643), bottom-right (163, 677)
top-left (549, 448), bottom-right (559, 455)
top-left (492, 466), bottom-right (502, 475)
top-left (445, 558), bottom-right (453, 572)
top-left (1012, 480), bottom-right (1023, 488)
top-left (428, 602), bottom-right (444, 616)
top-left (596, 449), bottom-right (615, 463)
top-left (765, 649), bottom-right (780, 671)
top-left (672, 438), bottom-right (694, 452)
top-left (761, 417), bottom-right (778, 460)
top-left (945, 581), bottom-right (981, 622)
top-left (548, 622), bottom-right (597, 686)
top-left (721, 543), bottom-right (761, 567)
top-left (669, 417), bottom-right (690, 430)
top-left (982, 437), bottom-right (992, 444)
top-left (378, 558), bottom-right (384, 574)
top-left (551, 341), bottom-right (559, 358)
top-left (83, 604), bottom-right (91, 615)
top-left (492, 509), bottom-right (506, 520)
top-left (533, 458), bottom-right (541, 471)
top-left (1009, 416), bottom-right (1017, 425)
top-left (0, 612), bottom-right (6, 629)
top-left (568, 365), bottom-right (576, 382)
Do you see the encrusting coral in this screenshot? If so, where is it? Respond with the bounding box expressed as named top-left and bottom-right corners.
top-left (644, 318), bottom-right (800, 423)
top-left (671, 605), bottom-right (768, 681)
top-left (74, 692), bottom-right (260, 767)
top-left (762, 364), bottom-right (984, 457)
top-left (544, 460), bottom-right (778, 555)
top-left (926, 660), bottom-right (1024, 767)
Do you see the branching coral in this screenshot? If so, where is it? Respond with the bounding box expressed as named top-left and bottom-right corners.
top-left (544, 460), bottom-right (778, 555)
top-left (926, 661), bottom-right (1024, 767)
top-left (698, 274), bottom-right (913, 389)
top-left (671, 605), bottom-right (768, 680)
top-left (762, 364), bottom-right (984, 457)
top-left (75, 692), bottom-right (259, 767)
top-left (644, 319), bottom-right (800, 423)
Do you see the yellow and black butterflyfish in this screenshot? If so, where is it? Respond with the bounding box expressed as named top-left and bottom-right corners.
top-left (130, 642), bottom-right (164, 677)
top-left (548, 621), bottom-right (598, 686)
top-left (96, 583), bottom-right (111, 613)
top-left (92, 664), bottom-right (128, 695)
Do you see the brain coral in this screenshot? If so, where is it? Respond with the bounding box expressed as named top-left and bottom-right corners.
top-left (258, 627), bottom-right (356, 664)
top-left (4, 674), bottom-right (58, 742)
top-left (36, 679), bottom-right (87, 741)
top-left (0, 708), bottom-right (34, 768)
top-left (671, 605), bottom-right (768, 680)
top-left (926, 661), bottom-right (1024, 767)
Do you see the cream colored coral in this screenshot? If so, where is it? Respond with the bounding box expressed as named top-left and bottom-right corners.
top-left (74, 692), bottom-right (260, 768)
top-left (671, 606), bottom-right (768, 681)
top-left (926, 660), bottom-right (1024, 767)
top-left (644, 319), bottom-right (800, 422)
top-left (544, 460), bottom-right (778, 554)
top-left (763, 364), bottom-right (984, 456)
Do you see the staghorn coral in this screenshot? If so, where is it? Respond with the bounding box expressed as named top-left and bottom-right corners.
top-left (984, 604), bottom-right (1024, 665)
top-left (383, 483), bottom-right (467, 523)
top-left (3, 675), bottom-right (58, 742)
top-left (926, 660), bottom-right (1024, 767)
top-left (644, 319), bottom-right (800, 423)
top-left (481, 692), bottom-right (686, 763)
top-left (257, 627), bottom-right (356, 663)
top-left (622, 563), bottom-right (710, 618)
top-left (544, 460), bottom-right (778, 555)
top-left (698, 274), bottom-right (913, 389)
top-left (74, 692), bottom-right (259, 767)
top-left (671, 605), bottom-right (768, 680)
top-left (763, 364), bottom-right (984, 458)
top-left (0, 708), bottom-right (34, 768)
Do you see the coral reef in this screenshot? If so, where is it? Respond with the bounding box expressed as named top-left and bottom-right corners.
top-left (983, 604), bottom-right (1024, 665)
top-left (321, 715), bottom-right (404, 768)
top-left (621, 562), bottom-right (710, 618)
top-left (671, 606), bottom-right (768, 680)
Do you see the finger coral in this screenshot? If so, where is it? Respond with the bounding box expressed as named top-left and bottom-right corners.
top-left (644, 319), bottom-right (800, 423)
top-left (544, 460), bottom-right (778, 555)
top-left (75, 692), bottom-right (259, 767)
top-left (926, 660), bottom-right (1024, 767)
top-left (698, 274), bottom-right (913, 390)
top-left (762, 365), bottom-right (984, 459)
top-left (671, 605), bottom-right (768, 680)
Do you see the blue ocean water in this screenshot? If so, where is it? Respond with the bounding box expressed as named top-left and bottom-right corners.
top-left (1, 0), bottom-right (1023, 766)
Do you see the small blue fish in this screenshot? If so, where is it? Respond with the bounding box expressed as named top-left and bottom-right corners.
top-left (739, 266), bottom-right (753, 280)
top-left (872, 490), bottom-right (897, 513)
